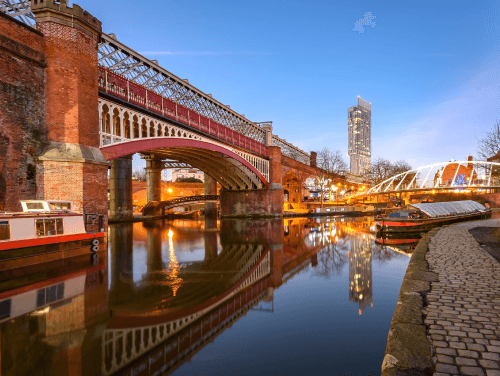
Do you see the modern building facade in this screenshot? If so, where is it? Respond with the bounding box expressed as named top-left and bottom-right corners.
top-left (172, 168), bottom-right (204, 182)
top-left (348, 97), bottom-right (372, 175)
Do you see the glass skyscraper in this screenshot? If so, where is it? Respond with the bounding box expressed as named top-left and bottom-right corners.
top-left (348, 96), bottom-right (371, 175)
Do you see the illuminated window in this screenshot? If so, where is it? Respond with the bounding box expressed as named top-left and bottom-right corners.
top-left (35, 218), bottom-right (64, 237)
top-left (0, 221), bottom-right (10, 240)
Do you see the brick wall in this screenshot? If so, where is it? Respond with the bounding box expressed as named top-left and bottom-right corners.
top-left (0, 13), bottom-right (46, 211)
top-left (37, 161), bottom-right (108, 227)
top-left (38, 20), bottom-right (100, 147)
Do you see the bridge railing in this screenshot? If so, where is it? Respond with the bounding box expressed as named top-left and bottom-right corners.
top-left (272, 135), bottom-right (310, 165)
top-left (99, 67), bottom-right (269, 158)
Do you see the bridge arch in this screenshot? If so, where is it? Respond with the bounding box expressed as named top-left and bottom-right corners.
top-left (101, 138), bottom-right (269, 190)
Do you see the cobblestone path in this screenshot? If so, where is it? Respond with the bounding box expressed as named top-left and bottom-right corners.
top-left (424, 218), bottom-right (500, 376)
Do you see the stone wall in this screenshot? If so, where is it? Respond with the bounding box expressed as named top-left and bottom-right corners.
top-left (0, 12), bottom-right (46, 211)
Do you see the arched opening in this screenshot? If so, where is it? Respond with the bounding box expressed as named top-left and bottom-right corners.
top-left (113, 108), bottom-right (121, 136)
top-left (149, 121), bottom-right (155, 138)
top-left (102, 104), bottom-right (110, 133)
top-left (133, 116), bottom-right (139, 139)
top-left (141, 119), bottom-right (148, 138)
top-left (100, 138), bottom-right (269, 190)
top-left (124, 112), bottom-right (131, 139)
top-left (283, 172), bottom-right (301, 204)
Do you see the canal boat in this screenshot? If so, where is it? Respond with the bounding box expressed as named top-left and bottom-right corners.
top-left (0, 200), bottom-right (106, 270)
top-left (375, 200), bottom-right (491, 234)
top-left (300, 205), bottom-right (381, 217)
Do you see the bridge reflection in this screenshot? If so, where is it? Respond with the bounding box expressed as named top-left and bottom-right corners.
top-left (0, 216), bottom-right (409, 375)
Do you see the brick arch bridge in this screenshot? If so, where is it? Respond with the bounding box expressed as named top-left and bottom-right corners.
top-left (0, 0), bottom-right (321, 223)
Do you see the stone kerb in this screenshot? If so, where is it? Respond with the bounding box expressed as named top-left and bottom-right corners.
top-left (382, 228), bottom-right (442, 376)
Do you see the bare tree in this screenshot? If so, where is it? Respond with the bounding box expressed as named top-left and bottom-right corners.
top-left (363, 158), bottom-right (412, 185)
top-left (316, 148), bottom-right (348, 206)
top-left (477, 120), bottom-right (500, 161)
top-left (132, 167), bottom-right (147, 181)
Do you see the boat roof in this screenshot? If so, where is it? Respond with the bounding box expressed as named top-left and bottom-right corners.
top-left (408, 200), bottom-right (487, 218)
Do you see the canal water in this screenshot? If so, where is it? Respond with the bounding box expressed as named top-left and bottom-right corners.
top-left (0, 216), bottom-right (412, 376)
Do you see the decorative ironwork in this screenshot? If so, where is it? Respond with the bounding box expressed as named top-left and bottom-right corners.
top-left (163, 161), bottom-right (193, 169)
top-left (0, 0), bottom-right (35, 26)
top-left (98, 34), bottom-right (268, 144)
top-left (1, 0), bottom-right (311, 165)
top-left (272, 135), bottom-right (310, 165)
top-left (99, 99), bottom-right (270, 187)
top-left (347, 161), bottom-right (500, 200)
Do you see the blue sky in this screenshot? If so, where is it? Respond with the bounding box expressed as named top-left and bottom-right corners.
top-left (82, 0), bottom-right (500, 170)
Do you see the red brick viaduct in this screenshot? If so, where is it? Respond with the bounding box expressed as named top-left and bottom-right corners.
top-left (0, 0), bottom-right (324, 223)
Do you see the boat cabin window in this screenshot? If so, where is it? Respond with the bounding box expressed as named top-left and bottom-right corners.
top-left (0, 299), bottom-right (11, 320)
top-left (36, 283), bottom-right (64, 308)
top-left (0, 221), bottom-right (10, 240)
top-left (49, 202), bottom-right (71, 211)
top-left (35, 218), bottom-right (64, 237)
top-left (26, 202), bottom-right (44, 211)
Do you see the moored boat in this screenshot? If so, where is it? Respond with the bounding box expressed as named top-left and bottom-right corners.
top-left (0, 200), bottom-right (106, 270)
top-left (375, 200), bottom-right (491, 234)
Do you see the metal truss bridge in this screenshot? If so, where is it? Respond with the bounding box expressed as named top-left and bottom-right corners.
top-left (2, 0), bottom-right (311, 170)
top-left (350, 160), bottom-right (500, 200)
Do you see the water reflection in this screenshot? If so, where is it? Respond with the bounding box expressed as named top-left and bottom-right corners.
top-left (0, 216), bottom-right (412, 375)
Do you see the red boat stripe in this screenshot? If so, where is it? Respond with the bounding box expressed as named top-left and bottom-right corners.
top-left (0, 232), bottom-right (106, 251)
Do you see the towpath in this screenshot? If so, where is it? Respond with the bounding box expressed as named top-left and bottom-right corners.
top-left (424, 217), bottom-right (500, 375)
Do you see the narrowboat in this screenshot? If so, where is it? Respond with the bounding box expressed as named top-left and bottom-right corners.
top-left (375, 200), bottom-right (491, 234)
top-left (0, 200), bottom-right (106, 270)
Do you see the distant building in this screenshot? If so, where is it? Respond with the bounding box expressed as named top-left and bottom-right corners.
top-left (348, 236), bottom-right (373, 315)
top-left (348, 96), bottom-right (371, 175)
top-left (434, 156), bottom-right (476, 186)
top-left (172, 168), bottom-right (204, 182)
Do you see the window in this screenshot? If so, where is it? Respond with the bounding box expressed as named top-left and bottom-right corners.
top-left (0, 221), bottom-right (10, 240)
top-left (35, 218), bottom-right (64, 237)
top-left (0, 299), bottom-right (11, 320)
top-left (49, 202), bottom-right (71, 211)
top-left (56, 218), bottom-right (63, 234)
top-left (26, 202), bottom-right (44, 210)
top-left (36, 283), bottom-right (64, 307)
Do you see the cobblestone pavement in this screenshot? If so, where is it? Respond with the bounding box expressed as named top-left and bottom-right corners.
top-left (424, 218), bottom-right (500, 376)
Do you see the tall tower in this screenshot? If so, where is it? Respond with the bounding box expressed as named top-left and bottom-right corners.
top-left (348, 96), bottom-right (371, 175)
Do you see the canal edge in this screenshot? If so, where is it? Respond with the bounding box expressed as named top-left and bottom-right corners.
top-left (381, 228), bottom-right (442, 376)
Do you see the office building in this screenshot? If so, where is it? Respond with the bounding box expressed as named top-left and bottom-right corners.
top-left (348, 96), bottom-right (371, 175)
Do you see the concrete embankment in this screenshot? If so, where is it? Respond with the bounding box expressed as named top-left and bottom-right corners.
top-left (381, 229), bottom-right (439, 376)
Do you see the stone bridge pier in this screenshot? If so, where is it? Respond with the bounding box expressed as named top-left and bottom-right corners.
top-left (220, 146), bottom-right (284, 218)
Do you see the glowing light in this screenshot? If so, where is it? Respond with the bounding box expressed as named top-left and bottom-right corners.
top-left (167, 188), bottom-right (173, 193)
top-left (167, 229), bottom-right (182, 296)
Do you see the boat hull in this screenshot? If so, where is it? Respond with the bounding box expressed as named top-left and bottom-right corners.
top-left (376, 211), bottom-right (492, 233)
top-left (0, 232), bottom-right (107, 270)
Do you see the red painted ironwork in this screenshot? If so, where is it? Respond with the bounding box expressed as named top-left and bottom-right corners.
top-left (147, 91), bottom-right (163, 116)
top-left (99, 66), bottom-right (268, 157)
top-left (128, 81), bottom-right (146, 107)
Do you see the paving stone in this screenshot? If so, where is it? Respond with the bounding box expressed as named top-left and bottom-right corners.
top-left (450, 341), bottom-right (466, 349)
top-left (435, 363), bottom-right (459, 374)
top-left (479, 359), bottom-right (500, 369)
top-left (456, 357), bottom-right (478, 366)
top-left (487, 346), bottom-right (500, 353)
top-left (437, 354), bottom-right (455, 364)
top-left (459, 366), bottom-right (485, 375)
top-left (436, 347), bottom-right (458, 356)
top-left (467, 343), bottom-right (486, 351)
top-left (486, 370), bottom-right (500, 376)
top-left (458, 350), bottom-right (480, 359)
